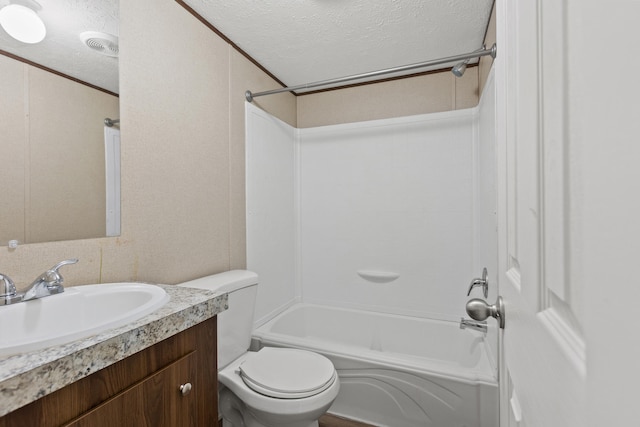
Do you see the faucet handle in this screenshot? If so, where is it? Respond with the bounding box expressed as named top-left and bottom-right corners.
top-left (0, 273), bottom-right (16, 297)
top-left (466, 267), bottom-right (489, 298)
top-left (0, 273), bottom-right (23, 305)
top-left (50, 258), bottom-right (79, 272)
top-left (44, 258), bottom-right (79, 285)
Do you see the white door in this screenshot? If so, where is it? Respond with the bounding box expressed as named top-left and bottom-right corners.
top-left (494, 0), bottom-right (640, 426)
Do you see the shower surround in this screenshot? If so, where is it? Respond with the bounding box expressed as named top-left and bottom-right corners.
top-left (246, 102), bottom-right (481, 325)
top-left (245, 73), bottom-right (498, 425)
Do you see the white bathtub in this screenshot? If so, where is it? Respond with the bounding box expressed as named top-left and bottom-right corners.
top-left (252, 303), bottom-right (498, 427)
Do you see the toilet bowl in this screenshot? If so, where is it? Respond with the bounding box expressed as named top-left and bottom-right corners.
top-left (178, 270), bottom-right (339, 427)
top-left (219, 347), bottom-right (340, 427)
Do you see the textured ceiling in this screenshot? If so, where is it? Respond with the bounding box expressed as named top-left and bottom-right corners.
top-left (0, 0), bottom-right (118, 94)
top-left (183, 0), bottom-right (494, 92)
top-left (0, 0), bottom-right (493, 96)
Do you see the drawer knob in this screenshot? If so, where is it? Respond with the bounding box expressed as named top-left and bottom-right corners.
top-left (179, 382), bottom-right (192, 396)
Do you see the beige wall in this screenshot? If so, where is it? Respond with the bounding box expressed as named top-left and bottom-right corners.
top-left (0, 56), bottom-right (119, 245)
top-left (0, 0), bottom-right (485, 288)
top-left (297, 69), bottom-right (479, 128)
top-left (0, 0), bottom-right (295, 288)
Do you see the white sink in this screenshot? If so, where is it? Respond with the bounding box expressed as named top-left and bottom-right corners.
top-left (0, 283), bottom-right (169, 357)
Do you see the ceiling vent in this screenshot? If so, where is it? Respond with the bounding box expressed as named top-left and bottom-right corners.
top-left (80, 31), bottom-right (119, 57)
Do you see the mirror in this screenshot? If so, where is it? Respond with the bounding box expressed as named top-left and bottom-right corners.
top-left (0, 0), bottom-right (120, 245)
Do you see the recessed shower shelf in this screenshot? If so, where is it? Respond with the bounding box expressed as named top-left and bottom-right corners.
top-left (357, 270), bottom-right (400, 284)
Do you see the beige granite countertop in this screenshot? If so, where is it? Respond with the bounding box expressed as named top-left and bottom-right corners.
top-left (0, 283), bottom-right (228, 417)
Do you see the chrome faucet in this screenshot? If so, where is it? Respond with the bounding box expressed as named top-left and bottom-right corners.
top-left (0, 273), bottom-right (21, 305)
top-left (22, 259), bottom-right (79, 301)
top-left (459, 317), bottom-right (487, 333)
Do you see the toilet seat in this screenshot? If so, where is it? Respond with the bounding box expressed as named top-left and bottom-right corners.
top-left (239, 347), bottom-right (337, 399)
top-left (219, 348), bottom-right (341, 421)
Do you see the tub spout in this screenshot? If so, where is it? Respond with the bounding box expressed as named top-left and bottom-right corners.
top-left (459, 318), bottom-right (487, 333)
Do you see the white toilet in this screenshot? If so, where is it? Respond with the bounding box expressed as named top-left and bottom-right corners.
top-left (179, 270), bottom-right (339, 427)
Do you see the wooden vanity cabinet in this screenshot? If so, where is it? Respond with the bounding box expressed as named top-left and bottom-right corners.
top-left (0, 316), bottom-right (217, 427)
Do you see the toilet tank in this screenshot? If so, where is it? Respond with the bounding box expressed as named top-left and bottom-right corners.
top-left (178, 270), bottom-right (258, 369)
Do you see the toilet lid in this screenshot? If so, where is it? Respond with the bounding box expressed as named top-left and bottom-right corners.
top-left (239, 347), bottom-right (337, 399)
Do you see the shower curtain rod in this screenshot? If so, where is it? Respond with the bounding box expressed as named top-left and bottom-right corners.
top-left (104, 118), bottom-right (120, 127)
top-left (245, 43), bottom-right (496, 102)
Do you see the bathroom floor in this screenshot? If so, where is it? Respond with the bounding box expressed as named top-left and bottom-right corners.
top-left (217, 414), bottom-right (374, 427)
top-left (319, 414), bottom-right (375, 427)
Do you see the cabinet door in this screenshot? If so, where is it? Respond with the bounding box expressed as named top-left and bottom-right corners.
top-left (65, 351), bottom-right (197, 427)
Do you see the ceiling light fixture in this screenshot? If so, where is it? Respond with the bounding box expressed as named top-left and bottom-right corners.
top-left (0, 4), bottom-right (46, 44)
